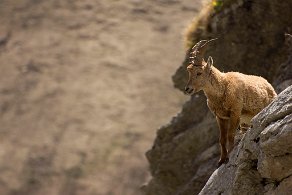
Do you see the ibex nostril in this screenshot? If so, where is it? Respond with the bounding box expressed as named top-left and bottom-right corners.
top-left (185, 87), bottom-right (189, 91)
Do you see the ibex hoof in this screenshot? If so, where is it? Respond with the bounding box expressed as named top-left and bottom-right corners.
top-left (217, 157), bottom-right (229, 168)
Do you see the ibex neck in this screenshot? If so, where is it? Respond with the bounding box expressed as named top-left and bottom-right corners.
top-left (203, 66), bottom-right (226, 99)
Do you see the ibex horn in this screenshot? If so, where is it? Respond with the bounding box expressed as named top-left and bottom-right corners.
top-left (190, 38), bottom-right (218, 65)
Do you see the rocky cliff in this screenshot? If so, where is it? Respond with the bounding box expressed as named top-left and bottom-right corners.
top-left (144, 0), bottom-right (292, 194)
top-left (200, 85), bottom-right (292, 195)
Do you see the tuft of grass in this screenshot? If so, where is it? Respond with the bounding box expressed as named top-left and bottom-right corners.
top-left (184, 3), bottom-right (214, 49)
top-left (184, 0), bottom-right (239, 49)
top-left (212, 0), bottom-right (224, 11)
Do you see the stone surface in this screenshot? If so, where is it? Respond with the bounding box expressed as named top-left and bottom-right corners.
top-left (144, 95), bottom-right (220, 195)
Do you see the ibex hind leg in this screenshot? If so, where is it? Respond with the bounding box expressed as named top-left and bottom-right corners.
top-left (240, 123), bottom-right (250, 133)
top-left (240, 114), bottom-right (253, 133)
top-left (217, 157), bottom-right (229, 168)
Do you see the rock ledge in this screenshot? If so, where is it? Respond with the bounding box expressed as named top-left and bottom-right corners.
top-left (199, 85), bottom-right (292, 195)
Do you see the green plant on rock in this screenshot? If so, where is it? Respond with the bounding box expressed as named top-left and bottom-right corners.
top-left (212, 0), bottom-right (223, 11)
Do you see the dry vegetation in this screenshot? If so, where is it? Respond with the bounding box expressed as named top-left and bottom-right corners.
top-left (0, 0), bottom-right (206, 194)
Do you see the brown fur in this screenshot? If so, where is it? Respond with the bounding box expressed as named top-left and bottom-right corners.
top-left (185, 60), bottom-right (277, 166)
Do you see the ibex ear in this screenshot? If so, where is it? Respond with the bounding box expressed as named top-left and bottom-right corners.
top-left (206, 56), bottom-right (213, 69)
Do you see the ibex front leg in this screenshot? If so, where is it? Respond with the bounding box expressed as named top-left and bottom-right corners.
top-left (216, 116), bottom-right (228, 167)
top-left (227, 112), bottom-right (240, 154)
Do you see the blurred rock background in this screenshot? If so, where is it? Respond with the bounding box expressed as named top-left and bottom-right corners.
top-left (0, 0), bottom-right (206, 195)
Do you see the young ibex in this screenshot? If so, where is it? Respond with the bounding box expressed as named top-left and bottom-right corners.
top-left (185, 39), bottom-right (277, 166)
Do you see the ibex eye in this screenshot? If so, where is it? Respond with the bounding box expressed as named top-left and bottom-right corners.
top-left (197, 73), bottom-right (202, 76)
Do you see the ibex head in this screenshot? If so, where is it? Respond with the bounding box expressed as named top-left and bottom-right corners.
top-left (185, 38), bottom-right (217, 95)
